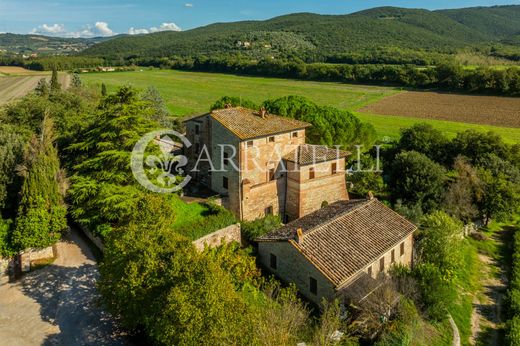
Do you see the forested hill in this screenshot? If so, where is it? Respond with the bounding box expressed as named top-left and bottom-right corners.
top-left (0, 33), bottom-right (111, 55)
top-left (81, 5), bottom-right (520, 60)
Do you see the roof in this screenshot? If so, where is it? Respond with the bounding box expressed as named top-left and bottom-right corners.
top-left (185, 107), bottom-right (311, 140)
top-left (257, 199), bottom-right (417, 287)
top-left (284, 144), bottom-right (351, 165)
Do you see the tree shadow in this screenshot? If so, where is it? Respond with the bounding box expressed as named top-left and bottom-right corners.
top-left (17, 231), bottom-right (130, 345)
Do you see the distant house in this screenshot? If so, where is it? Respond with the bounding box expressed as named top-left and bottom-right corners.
top-left (256, 198), bottom-right (417, 306)
top-left (183, 107), bottom-right (350, 221)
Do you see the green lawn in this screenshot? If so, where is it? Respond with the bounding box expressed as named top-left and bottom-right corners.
top-left (170, 195), bottom-right (209, 231)
top-left (82, 69), bottom-right (520, 143)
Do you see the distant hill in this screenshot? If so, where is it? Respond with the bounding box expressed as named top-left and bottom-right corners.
top-left (80, 5), bottom-right (520, 61)
top-left (0, 33), bottom-right (114, 55)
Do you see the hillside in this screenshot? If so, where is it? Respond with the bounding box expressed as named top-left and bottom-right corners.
top-left (0, 33), bottom-right (112, 55)
top-left (81, 5), bottom-right (520, 60)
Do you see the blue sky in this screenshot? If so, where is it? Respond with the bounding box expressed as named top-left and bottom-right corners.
top-left (0, 0), bottom-right (517, 37)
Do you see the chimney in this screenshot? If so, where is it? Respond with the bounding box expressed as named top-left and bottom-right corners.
top-left (259, 107), bottom-right (268, 119)
top-left (367, 191), bottom-right (374, 200)
top-left (296, 228), bottom-right (304, 244)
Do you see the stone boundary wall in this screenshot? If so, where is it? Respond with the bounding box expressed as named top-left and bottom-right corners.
top-left (0, 257), bottom-right (12, 285)
top-left (79, 225), bottom-right (105, 253)
top-left (19, 246), bottom-right (55, 272)
top-left (193, 224), bottom-right (241, 251)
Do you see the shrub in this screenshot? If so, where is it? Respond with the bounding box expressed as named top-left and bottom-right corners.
top-left (508, 316), bottom-right (520, 346)
top-left (241, 215), bottom-right (282, 242)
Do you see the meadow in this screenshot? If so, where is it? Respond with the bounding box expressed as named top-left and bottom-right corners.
top-left (78, 69), bottom-right (520, 144)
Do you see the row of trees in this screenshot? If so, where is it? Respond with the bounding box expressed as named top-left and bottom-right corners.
top-left (133, 56), bottom-right (520, 96)
top-left (212, 95), bottom-right (377, 149)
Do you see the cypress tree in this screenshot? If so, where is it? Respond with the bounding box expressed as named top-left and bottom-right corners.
top-left (13, 115), bottom-right (67, 250)
top-left (101, 83), bottom-right (107, 96)
top-left (50, 66), bottom-right (61, 92)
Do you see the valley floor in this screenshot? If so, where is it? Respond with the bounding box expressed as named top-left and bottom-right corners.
top-left (81, 69), bottom-right (520, 144)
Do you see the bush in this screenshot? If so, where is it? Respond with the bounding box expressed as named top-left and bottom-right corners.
top-left (508, 316), bottom-right (520, 346)
top-left (241, 215), bottom-right (282, 242)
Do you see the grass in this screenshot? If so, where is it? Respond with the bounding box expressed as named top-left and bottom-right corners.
top-left (82, 69), bottom-right (397, 115)
top-left (355, 111), bottom-right (520, 144)
top-left (169, 195), bottom-right (209, 231)
top-left (82, 69), bottom-right (520, 144)
top-left (449, 239), bottom-right (480, 345)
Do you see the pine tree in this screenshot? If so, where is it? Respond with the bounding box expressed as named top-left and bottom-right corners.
top-left (101, 83), bottom-right (107, 96)
top-left (50, 66), bottom-right (61, 92)
top-left (13, 115), bottom-right (67, 250)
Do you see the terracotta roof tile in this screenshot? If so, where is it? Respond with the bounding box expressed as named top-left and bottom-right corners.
top-left (284, 144), bottom-right (351, 165)
top-left (257, 199), bottom-right (417, 287)
top-left (208, 107), bottom-right (311, 140)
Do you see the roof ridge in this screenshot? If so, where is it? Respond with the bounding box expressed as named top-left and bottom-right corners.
top-left (301, 199), bottom-right (374, 238)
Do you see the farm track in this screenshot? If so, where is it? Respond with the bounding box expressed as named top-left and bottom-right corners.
top-left (359, 91), bottom-right (520, 128)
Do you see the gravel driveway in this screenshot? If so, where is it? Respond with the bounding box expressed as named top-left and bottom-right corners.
top-left (0, 229), bottom-right (128, 346)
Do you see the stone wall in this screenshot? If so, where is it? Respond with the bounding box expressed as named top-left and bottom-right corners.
top-left (258, 234), bottom-right (414, 306)
top-left (258, 241), bottom-right (336, 305)
top-left (192, 224), bottom-right (241, 251)
top-left (80, 225), bottom-right (105, 253)
top-left (0, 257), bottom-right (12, 285)
top-left (286, 158), bottom-right (348, 221)
top-left (19, 246), bottom-right (55, 272)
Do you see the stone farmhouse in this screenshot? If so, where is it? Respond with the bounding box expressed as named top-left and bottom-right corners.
top-left (184, 107), bottom-right (349, 222)
top-left (184, 106), bottom-right (417, 304)
top-left (256, 198), bottom-right (417, 305)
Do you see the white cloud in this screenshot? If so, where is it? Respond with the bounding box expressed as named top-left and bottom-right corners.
top-left (94, 22), bottom-right (113, 36)
top-left (30, 22), bottom-right (116, 38)
top-left (129, 22), bottom-right (181, 35)
top-left (30, 23), bottom-right (66, 35)
top-left (128, 27), bottom-right (150, 35)
top-left (184, 3), bottom-right (194, 7)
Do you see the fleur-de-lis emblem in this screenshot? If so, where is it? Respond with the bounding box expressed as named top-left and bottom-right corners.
top-left (131, 130), bottom-right (192, 193)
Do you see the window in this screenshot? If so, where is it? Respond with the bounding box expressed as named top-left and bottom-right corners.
top-left (270, 254), bottom-right (277, 270)
top-left (332, 162), bottom-right (337, 174)
top-left (310, 277), bottom-right (318, 295)
top-left (292, 131), bottom-right (298, 138)
top-left (195, 124), bottom-right (200, 135)
top-left (223, 151), bottom-right (230, 166)
top-left (268, 168), bottom-right (276, 181)
top-left (380, 257), bottom-right (385, 273)
top-left (309, 168), bottom-right (315, 180)
top-left (391, 249), bottom-right (395, 263)
top-left (223, 176), bottom-right (228, 189)
top-left (400, 242), bottom-right (405, 256)
top-left (268, 136), bottom-right (275, 143)
top-left (265, 206), bottom-right (273, 216)
top-left (367, 265), bottom-right (372, 277)
top-left (247, 140), bottom-right (254, 148)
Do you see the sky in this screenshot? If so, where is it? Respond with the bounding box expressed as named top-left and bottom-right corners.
top-left (0, 0), bottom-right (518, 37)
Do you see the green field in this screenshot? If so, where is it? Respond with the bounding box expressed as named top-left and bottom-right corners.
top-left (82, 69), bottom-right (520, 143)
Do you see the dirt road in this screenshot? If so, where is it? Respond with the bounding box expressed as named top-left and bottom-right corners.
top-left (0, 229), bottom-right (128, 346)
top-left (470, 229), bottom-right (512, 345)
